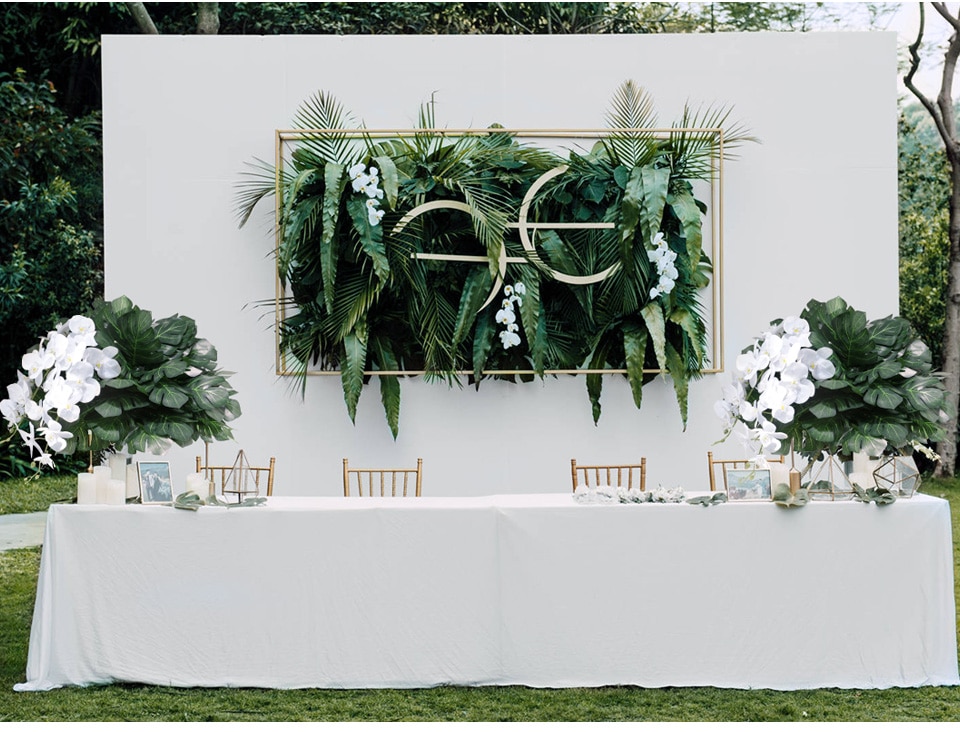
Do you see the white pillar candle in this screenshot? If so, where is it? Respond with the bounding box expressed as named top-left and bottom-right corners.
top-left (93, 465), bottom-right (111, 504)
top-left (77, 473), bottom-right (97, 504)
top-left (852, 451), bottom-right (876, 475)
top-left (769, 463), bottom-right (790, 490)
top-left (107, 478), bottom-right (126, 505)
top-left (108, 453), bottom-right (128, 481)
top-left (125, 463), bottom-right (139, 500)
top-left (185, 472), bottom-right (207, 496)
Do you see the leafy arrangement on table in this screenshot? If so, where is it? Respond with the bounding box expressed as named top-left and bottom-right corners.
top-left (237, 80), bottom-right (754, 437)
top-left (715, 296), bottom-right (948, 499)
top-left (0, 296), bottom-right (241, 469)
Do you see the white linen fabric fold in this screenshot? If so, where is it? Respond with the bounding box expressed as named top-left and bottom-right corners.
top-left (15, 494), bottom-right (959, 691)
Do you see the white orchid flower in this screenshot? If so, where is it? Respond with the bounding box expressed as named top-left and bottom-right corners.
top-left (43, 379), bottom-right (82, 423)
top-left (758, 382), bottom-right (795, 424)
top-left (351, 172), bottom-right (370, 193)
top-left (799, 347), bottom-right (836, 380)
top-left (738, 400), bottom-right (759, 422)
top-left (651, 232), bottom-right (666, 248)
top-left (18, 423), bottom-right (43, 456)
top-left (780, 361), bottom-right (815, 403)
top-left (514, 282), bottom-right (526, 296)
top-left (85, 347), bottom-right (121, 379)
top-left (780, 316), bottom-right (811, 341)
top-left (0, 399), bottom-right (22, 426)
top-left (495, 308), bottom-right (516, 326)
top-left (22, 348), bottom-right (55, 386)
top-left (65, 361), bottom-right (101, 403)
top-left (348, 162), bottom-right (366, 179)
top-left (40, 420), bottom-right (71, 453)
top-left (503, 285), bottom-right (514, 297)
top-left (751, 419), bottom-right (787, 454)
top-left (649, 287), bottom-right (661, 300)
top-left (24, 399), bottom-right (46, 423)
top-left (735, 350), bottom-right (769, 387)
top-left (366, 207), bottom-right (384, 226)
top-left (499, 330), bottom-right (521, 349)
top-left (67, 314), bottom-right (95, 338)
top-left (769, 339), bottom-right (802, 374)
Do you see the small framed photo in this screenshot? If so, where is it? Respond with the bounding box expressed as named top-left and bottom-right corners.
top-left (725, 468), bottom-right (772, 501)
top-left (138, 461), bottom-right (173, 505)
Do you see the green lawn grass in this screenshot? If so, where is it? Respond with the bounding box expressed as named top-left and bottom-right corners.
top-left (0, 476), bottom-right (959, 721)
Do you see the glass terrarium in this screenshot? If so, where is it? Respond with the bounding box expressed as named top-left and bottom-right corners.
top-left (806, 453), bottom-right (855, 501)
top-left (223, 450), bottom-right (260, 503)
top-left (873, 455), bottom-right (921, 498)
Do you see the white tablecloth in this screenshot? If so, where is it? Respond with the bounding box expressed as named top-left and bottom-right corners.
top-left (15, 493), bottom-right (959, 691)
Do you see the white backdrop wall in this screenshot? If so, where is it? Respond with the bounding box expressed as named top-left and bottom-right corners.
top-left (101, 32), bottom-right (897, 496)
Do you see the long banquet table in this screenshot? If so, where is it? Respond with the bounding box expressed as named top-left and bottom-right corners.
top-left (15, 493), bottom-right (960, 691)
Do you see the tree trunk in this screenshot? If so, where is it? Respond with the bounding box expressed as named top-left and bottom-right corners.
top-left (125, 2), bottom-right (159, 34)
top-left (939, 165), bottom-right (960, 476)
top-left (197, 3), bottom-right (220, 35)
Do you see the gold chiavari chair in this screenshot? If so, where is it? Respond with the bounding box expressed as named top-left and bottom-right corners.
top-left (570, 458), bottom-right (647, 492)
top-left (706, 451), bottom-right (784, 492)
top-left (343, 458), bottom-right (423, 497)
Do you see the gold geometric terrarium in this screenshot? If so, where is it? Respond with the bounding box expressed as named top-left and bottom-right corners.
top-left (806, 453), bottom-right (855, 501)
top-left (223, 449), bottom-right (260, 503)
top-left (873, 455), bottom-right (921, 499)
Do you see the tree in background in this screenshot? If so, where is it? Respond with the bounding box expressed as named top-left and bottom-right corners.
top-left (905, 2), bottom-right (960, 477)
top-left (0, 71), bottom-right (103, 475)
top-left (899, 104), bottom-right (950, 369)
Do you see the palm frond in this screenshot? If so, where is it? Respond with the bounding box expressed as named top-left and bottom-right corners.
top-left (668, 101), bottom-right (759, 180)
top-left (292, 91), bottom-right (360, 164)
top-left (603, 80), bottom-right (660, 167)
top-left (235, 157), bottom-right (286, 228)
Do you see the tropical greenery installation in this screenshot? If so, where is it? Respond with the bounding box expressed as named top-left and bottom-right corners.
top-left (238, 80), bottom-right (753, 437)
top-left (0, 296), bottom-right (240, 469)
top-left (715, 296), bottom-right (948, 501)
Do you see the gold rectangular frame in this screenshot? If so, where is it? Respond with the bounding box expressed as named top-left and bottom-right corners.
top-left (273, 127), bottom-right (724, 377)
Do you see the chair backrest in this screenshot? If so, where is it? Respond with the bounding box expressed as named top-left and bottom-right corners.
top-left (343, 458), bottom-right (423, 497)
top-left (195, 455), bottom-right (276, 498)
top-left (570, 458), bottom-right (646, 492)
top-left (706, 451), bottom-right (783, 492)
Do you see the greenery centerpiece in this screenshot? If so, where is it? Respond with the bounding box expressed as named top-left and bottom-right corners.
top-left (237, 80), bottom-right (753, 437)
top-left (0, 296), bottom-right (240, 469)
top-left (716, 296), bottom-right (948, 493)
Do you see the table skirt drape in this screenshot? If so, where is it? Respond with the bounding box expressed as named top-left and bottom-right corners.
top-left (15, 493), bottom-right (960, 691)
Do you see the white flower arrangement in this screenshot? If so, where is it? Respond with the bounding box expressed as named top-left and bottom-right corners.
top-left (348, 162), bottom-right (386, 226)
top-left (714, 316), bottom-right (835, 457)
top-left (648, 483), bottom-right (685, 503)
top-left (573, 483), bottom-right (684, 504)
top-left (0, 316), bottom-right (120, 468)
top-left (573, 483), bottom-right (618, 504)
top-left (617, 485), bottom-right (649, 503)
top-left (495, 282), bottom-right (525, 349)
top-left (648, 232), bottom-right (678, 301)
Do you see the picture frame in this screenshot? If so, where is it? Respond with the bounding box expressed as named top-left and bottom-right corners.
top-left (137, 461), bottom-right (174, 505)
top-left (725, 468), bottom-right (772, 501)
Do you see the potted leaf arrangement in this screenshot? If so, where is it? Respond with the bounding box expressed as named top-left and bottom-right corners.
top-left (0, 296), bottom-right (240, 489)
top-left (715, 296), bottom-right (948, 506)
top-left (236, 80), bottom-right (755, 437)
